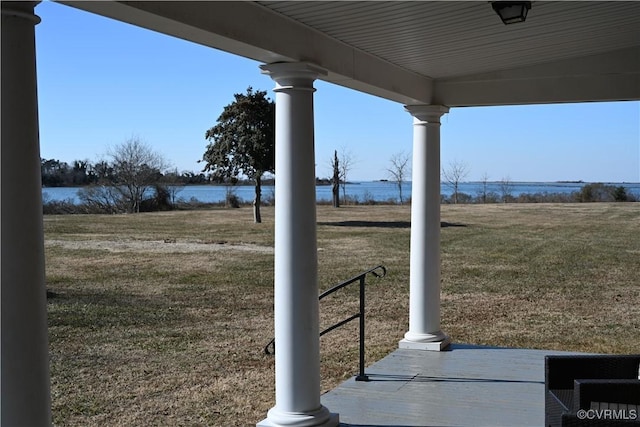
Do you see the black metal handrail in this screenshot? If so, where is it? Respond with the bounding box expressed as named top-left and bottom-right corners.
top-left (264, 264), bottom-right (386, 382)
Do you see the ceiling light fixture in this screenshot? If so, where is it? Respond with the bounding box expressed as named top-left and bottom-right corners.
top-left (491, 1), bottom-right (531, 25)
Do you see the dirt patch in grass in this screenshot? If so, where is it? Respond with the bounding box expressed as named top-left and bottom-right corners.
top-left (46, 239), bottom-right (274, 254)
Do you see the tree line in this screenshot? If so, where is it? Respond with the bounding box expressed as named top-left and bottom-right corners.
top-left (440, 159), bottom-right (636, 203)
top-left (41, 157), bottom-right (208, 188)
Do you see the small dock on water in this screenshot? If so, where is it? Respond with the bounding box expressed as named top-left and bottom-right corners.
top-left (322, 344), bottom-right (582, 427)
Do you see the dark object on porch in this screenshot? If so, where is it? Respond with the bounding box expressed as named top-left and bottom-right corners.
top-left (545, 354), bottom-right (640, 427)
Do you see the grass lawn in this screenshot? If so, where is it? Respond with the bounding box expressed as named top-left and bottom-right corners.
top-left (44, 203), bottom-right (640, 426)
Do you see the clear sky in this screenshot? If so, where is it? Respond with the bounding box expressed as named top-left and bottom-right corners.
top-left (35, 1), bottom-right (640, 183)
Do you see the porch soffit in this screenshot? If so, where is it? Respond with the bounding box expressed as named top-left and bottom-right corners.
top-left (62, 1), bottom-right (640, 106)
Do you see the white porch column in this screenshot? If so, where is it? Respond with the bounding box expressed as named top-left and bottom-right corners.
top-left (399, 105), bottom-right (451, 351)
top-left (1, 2), bottom-right (52, 425)
top-left (258, 63), bottom-right (338, 427)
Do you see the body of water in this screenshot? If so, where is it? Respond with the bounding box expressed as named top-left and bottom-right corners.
top-left (42, 181), bottom-right (640, 204)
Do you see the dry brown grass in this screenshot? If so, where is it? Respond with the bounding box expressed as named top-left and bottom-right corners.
top-left (45, 203), bottom-right (640, 425)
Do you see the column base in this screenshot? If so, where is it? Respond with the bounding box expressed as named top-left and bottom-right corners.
top-left (399, 331), bottom-right (451, 351)
top-left (399, 336), bottom-right (451, 351)
top-left (257, 406), bottom-right (339, 427)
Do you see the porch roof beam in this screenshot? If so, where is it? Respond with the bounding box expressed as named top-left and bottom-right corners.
top-left (61, 1), bottom-right (434, 105)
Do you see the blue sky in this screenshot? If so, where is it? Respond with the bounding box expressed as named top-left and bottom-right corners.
top-left (35, 1), bottom-right (639, 183)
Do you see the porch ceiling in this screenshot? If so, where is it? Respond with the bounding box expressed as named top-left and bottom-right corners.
top-left (63, 1), bottom-right (640, 106)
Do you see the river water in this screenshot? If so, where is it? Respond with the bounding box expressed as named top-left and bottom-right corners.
top-left (42, 181), bottom-right (640, 204)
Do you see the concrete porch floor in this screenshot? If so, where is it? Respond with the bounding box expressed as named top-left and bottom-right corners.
top-left (322, 344), bottom-right (581, 427)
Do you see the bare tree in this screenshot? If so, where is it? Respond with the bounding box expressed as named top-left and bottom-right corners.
top-left (107, 137), bottom-right (169, 213)
top-left (338, 146), bottom-right (356, 204)
top-left (478, 172), bottom-right (490, 204)
top-left (387, 151), bottom-right (411, 204)
top-left (499, 175), bottom-right (514, 203)
top-left (331, 150), bottom-right (340, 208)
top-left (162, 168), bottom-right (186, 206)
top-left (442, 160), bottom-right (470, 204)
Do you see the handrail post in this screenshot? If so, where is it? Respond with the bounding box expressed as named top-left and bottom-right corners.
top-left (264, 265), bottom-right (386, 380)
top-left (355, 275), bottom-right (369, 382)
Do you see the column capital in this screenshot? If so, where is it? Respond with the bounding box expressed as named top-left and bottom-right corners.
top-left (1, 1), bottom-right (41, 24)
top-left (405, 104), bottom-right (449, 124)
top-left (260, 62), bottom-right (327, 90)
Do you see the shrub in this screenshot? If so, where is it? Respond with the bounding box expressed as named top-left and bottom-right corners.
top-left (154, 184), bottom-right (172, 210)
top-left (612, 186), bottom-right (628, 202)
top-left (226, 193), bottom-right (241, 208)
top-left (361, 190), bottom-right (377, 205)
top-left (342, 195), bottom-right (360, 205)
top-left (77, 185), bottom-right (124, 213)
top-left (574, 183), bottom-right (632, 203)
top-left (42, 199), bottom-right (81, 215)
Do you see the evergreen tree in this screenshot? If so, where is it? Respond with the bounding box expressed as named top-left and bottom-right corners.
top-left (202, 87), bottom-right (275, 223)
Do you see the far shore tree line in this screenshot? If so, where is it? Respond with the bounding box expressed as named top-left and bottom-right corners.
top-left (41, 87), bottom-right (637, 217)
top-left (440, 159), bottom-right (637, 204)
top-left (41, 157), bottom-right (210, 188)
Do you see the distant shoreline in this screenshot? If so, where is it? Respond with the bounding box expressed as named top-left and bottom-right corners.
top-left (42, 179), bottom-right (640, 189)
top-left (42, 181), bottom-right (640, 208)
